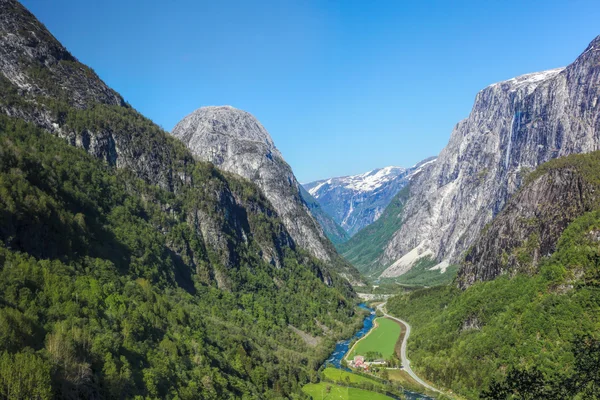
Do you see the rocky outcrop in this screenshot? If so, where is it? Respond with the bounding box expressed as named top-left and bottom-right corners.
top-left (172, 106), bottom-right (361, 282)
top-left (303, 158), bottom-right (436, 237)
top-left (378, 35), bottom-right (600, 278)
top-left (458, 152), bottom-right (600, 288)
top-left (0, 0), bottom-right (124, 110)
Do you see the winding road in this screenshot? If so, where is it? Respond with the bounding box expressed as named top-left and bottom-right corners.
top-left (377, 302), bottom-right (442, 395)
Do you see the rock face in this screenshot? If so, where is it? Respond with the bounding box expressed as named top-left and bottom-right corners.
top-left (299, 184), bottom-right (350, 246)
top-left (458, 151), bottom-right (600, 288)
top-left (303, 158), bottom-right (436, 237)
top-left (377, 35), bottom-right (600, 277)
top-left (0, 0), bottom-right (125, 111)
top-left (172, 106), bottom-right (360, 281)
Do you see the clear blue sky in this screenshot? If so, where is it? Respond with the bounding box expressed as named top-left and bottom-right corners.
top-left (21, 0), bottom-right (600, 183)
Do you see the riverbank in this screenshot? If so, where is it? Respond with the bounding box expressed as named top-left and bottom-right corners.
top-left (322, 304), bottom-right (376, 369)
top-left (306, 302), bottom-right (445, 400)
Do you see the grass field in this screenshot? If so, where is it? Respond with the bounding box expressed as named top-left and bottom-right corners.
top-left (387, 369), bottom-right (422, 391)
top-left (302, 382), bottom-right (392, 400)
top-left (322, 368), bottom-right (384, 388)
top-left (349, 317), bottom-right (401, 359)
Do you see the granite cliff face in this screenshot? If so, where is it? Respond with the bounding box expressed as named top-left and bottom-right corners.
top-left (172, 106), bottom-right (360, 282)
top-left (377, 35), bottom-right (600, 278)
top-left (303, 158), bottom-right (435, 237)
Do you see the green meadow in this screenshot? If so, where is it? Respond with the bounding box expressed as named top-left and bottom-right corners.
top-left (349, 317), bottom-right (401, 360)
top-left (302, 382), bottom-right (392, 400)
top-left (323, 367), bottom-right (385, 387)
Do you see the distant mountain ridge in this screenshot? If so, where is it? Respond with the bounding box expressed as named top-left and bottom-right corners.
top-left (303, 158), bottom-right (435, 237)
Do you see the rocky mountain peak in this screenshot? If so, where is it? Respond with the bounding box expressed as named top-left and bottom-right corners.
top-left (0, 0), bottom-right (124, 109)
top-left (485, 68), bottom-right (565, 95)
top-left (172, 105), bottom-right (282, 164)
top-left (581, 34), bottom-right (600, 54)
top-left (172, 106), bottom-right (361, 282)
top-left (303, 158), bottom-right (435, 237)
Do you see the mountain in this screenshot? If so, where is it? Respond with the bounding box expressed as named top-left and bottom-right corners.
top-left (385, 150), bottom-right (600, 399)
top-left (0, 1), bottom-right (360, 397)
top-left (172, 106), bottom-right (360, 282)
top-left (303, 158), bottom-right (436, 237)
top-left (356, 35), bottom-right (600, 279)
top-left (459, 150), bottom-right (600, 288)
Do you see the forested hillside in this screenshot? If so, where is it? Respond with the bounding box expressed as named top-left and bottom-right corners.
top-left (0, 114), bottom-right (361, 398)
top-left (0, 1), bottom-right (361, 398)
top-left (338, 186), bottom-right (410, 277)
top-left (387, 151), bottom-right (600, 399)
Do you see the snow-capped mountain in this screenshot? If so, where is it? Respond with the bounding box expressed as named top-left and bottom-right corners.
top-left (303, 158), bottom-right (436, 237)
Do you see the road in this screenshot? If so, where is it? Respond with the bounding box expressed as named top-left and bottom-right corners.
top-left (377, 302), bottom-right (442, 395)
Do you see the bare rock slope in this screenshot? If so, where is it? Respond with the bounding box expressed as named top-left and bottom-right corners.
top-left (459, 151), bottom-right (600, 288)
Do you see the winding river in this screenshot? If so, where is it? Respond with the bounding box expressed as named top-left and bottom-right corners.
top-left (323, 304), bottom-right (434, 400)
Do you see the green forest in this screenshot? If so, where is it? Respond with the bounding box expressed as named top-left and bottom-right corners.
top-left (0, 115), bottom-right (362, 399)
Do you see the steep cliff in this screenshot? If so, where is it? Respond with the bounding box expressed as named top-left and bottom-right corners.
top-left (338, 186), bottom-right (412, 277)
top-left (303, 158), bottom-right (436, 237)
top-left (377, 35), bottom-right (600, 278)
top-left (299, 185), bottom-right (350, 246)
top-left (172, 106), bottom-right (360, 282)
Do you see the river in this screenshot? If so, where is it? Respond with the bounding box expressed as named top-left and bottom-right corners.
top-left (323, 304), bottom-right (434, 400)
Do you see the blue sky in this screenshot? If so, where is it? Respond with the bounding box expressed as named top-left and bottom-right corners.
top-left (22, 0), bottom-right (600, 182)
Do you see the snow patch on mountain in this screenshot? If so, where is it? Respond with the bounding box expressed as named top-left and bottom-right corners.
top-left (303, 157), bottom-right (436, 237)
top-left (343, 166), bottom-right (406, 192)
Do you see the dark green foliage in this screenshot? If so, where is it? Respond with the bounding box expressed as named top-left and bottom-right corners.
top-left (338, 186), bottom-right (411, 277)
top-left (481, 367), bottom-right (562, 400)
top-left (0, 116), bottom-right (360, 399)
top-left (0, 350), bottom-right (53, 399)
top-left (482, 336), bottom-right (600, 399)
top-left (0, 4), bottom-right (363, 397)
top-left (525, 150), bottom-right (600, 186)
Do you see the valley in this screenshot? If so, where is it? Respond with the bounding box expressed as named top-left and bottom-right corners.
top-left (0, 1), bottom-right (600, 399)
top-left (308, 302), bottom-right (438, 400)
